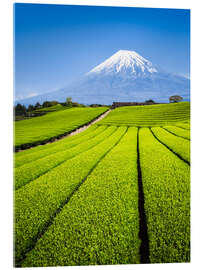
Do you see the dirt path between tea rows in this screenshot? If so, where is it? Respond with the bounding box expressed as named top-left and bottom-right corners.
top-left (65, 109), bottom-right (112, 138)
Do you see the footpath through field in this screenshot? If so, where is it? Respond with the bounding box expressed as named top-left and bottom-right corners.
top-left (65, 109), bottom-right (112, 137)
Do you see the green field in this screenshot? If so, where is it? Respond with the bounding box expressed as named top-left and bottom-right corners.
top-left (99, 102), bottom-right (190, 126)
top-left (14, 107), bottom-right (108, 149)
top-left (14, 102), bottom-right (190, 266)
top-left (35, 104), bottom-right (68, 112)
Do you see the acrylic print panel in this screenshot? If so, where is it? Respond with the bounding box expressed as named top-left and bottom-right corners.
top-left (14, 2), bottom-right (190, 267)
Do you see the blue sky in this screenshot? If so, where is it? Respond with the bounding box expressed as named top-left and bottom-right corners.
top-left (14, 3), bottom-right (190, 101)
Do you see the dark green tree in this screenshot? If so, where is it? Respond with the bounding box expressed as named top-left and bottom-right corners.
top-left (15, 103), bottom-right (27, 115)
top-left (27, 104), bottom-right (34, 112)
top-left (34, 102), bottom-right (41, 109)
top-left (42, 101), bottom-right (58, 107)
top-left (145, 99), bottom-right (155, 103)
top-left (42, 101), bottom-right (51, 108)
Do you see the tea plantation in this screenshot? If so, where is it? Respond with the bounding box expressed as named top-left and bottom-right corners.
top-left (14, 107), bottom-right (108, 150)
top-left (99, 101), bottom-right (190, 126)
top-left (14, 102), bottom-right (190, 266)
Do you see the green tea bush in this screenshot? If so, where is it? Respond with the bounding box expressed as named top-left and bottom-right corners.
top-left (15, 107), bottom-right (108, 147)
top-left (162, 125), bottom-right (190, 140)
top-left (15, 125), bottom-right (103, 168)
top-left (35, 104), bottom-right (67, 112)
top-left (14, 126), bottom-right (126, 265)
top-left (99, 102), bottom-right (190, 127)
top-left (151, 127), bottom-right (190, 163)
top-left (174, 122), bottom-right (190, 130)
top-left (14, 126), bottom-right (115, 190)
top-left (139, 128), bottom-right (190, 263)
top-left (22, 127), bottom-right (141, 267)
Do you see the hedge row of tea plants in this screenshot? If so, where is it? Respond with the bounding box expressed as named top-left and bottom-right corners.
top-left (15, 107), bottom-right (108, 147)
top-left (35, 104), bottom-right (67, 112)
top-left (15, 124), bottom-right (98, 161)
top-left (162, 125), bottom-right (190, 140)
top-left (139, 128), bottom-right (190, 263)
top-left (151, 127), bottom-right (190, 164)
top-left (14, 126), bottom-right (127, 265)
top-left (15, 126), bottom-right (116, 190)
top-left (174, 122), bottom-right (190, 130)
top-left (15, 125), bottom-right (105, 168)
top-left (99, 102), bottom-right (190, 127)
top-left (22, 127), bottom-right (141, 267)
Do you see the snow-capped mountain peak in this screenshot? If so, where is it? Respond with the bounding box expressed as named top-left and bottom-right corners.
top-left (87, 49), bottom-right (158, 76)
top-left (16, 49), bottom-right (190, 106)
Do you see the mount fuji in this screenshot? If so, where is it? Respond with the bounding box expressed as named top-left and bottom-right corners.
top-left (17, 50), bottom-right (190, 105)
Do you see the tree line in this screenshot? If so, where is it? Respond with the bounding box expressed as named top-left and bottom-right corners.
top-left (14, 97), bottom-right (106, 118)
top-left (14, 101), bottom-right (59, 116)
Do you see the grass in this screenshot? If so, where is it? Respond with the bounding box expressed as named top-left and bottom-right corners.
top-left (98, 102), bottom-right (190, 127)
top-left (14, 107), bottom-right (108, 148)
top-left (139, 128), bottom-right (190, 263)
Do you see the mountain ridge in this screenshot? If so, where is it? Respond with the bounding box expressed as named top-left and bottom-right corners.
top-left (15, 50), bottom-right (190, 106)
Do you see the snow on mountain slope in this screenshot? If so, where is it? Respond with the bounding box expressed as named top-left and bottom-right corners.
top-left (16, 50), bottom-right (190, 106)
top-left (88, 50), bottom-right (158, 76)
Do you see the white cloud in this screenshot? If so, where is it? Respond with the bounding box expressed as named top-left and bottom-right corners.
top-left (15, 92), bottom-right (38, 101)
